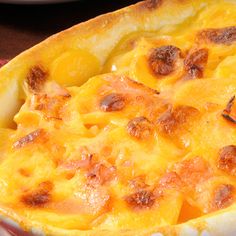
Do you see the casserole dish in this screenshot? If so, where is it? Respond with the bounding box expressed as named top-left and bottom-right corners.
top-left (0, 0), bottom-right (236, 235)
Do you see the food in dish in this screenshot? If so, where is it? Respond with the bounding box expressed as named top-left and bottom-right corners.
top-left (0, 0), bottom-right (236, 235)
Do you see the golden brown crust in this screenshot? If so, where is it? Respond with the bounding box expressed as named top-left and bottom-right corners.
top-left (138, 0), bottom-right (163, 10)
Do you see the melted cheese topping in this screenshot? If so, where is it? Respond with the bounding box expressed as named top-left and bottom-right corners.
top-left (1, 0), bottom-right (236, 232)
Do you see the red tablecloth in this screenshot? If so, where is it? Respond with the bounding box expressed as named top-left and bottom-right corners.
top-left (0, 59), bottom-right (9, 67)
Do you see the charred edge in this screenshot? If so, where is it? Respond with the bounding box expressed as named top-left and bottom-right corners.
top-left (127, 116), bottom-right (154, 140)
top-left (127, 78), bottom-right (160, 95)
top-left (125, 190), bottom-right (155, 209)
top-left (224, 95), bottom-right (235, 113)
top-left (26, 65), bottom-right (48, 92)
top-left (13, 129), bottom-right (45, 149)
top-left (222, 113), bottom-right (236, 124)
top-left (184, 48), bottom-right (208, 78)
top-left (222, 96), bottom-right (236, 123)
top-left (218, 145), bottom-right (236, 175)
top-left (148, 45), bottom-right (181, 77)
top-left (214, 184), bottom-right (234, 210)
top-left (197, 26), bottom-right (236, 45)
top-left (100, 93), bottom-right (126, 112)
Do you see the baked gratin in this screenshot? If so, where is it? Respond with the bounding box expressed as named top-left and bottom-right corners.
top-left (1, 0), bottom-right (236, 235)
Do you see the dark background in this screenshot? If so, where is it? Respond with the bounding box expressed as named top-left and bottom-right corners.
top-left (0, 0), bottom-right (141, 59)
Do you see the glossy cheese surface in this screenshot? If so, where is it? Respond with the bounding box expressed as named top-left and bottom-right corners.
top-left (0, 0), bottom-right (236, 234)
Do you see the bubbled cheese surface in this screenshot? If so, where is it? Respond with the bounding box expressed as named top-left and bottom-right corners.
top-left (0, 0), bottom-right (236, 233)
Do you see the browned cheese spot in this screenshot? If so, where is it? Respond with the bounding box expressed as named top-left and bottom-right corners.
top-left (213, 184), bottom-right (234, 210)
top-left (21, 181), bottom-right (53, 207)
top-left (142, 0), bottom-right (162, 10)
top-left (127, 116), bottom-right (154, 140)
top-left (33, 93), bottom-right (70, 120)
top-left (100, 93), bottom-right (126, 112)
top-left (27, 65), bottom-right (47, 92)
top-left (218, 145), bottom-right (236, 176)
top-left (125, 190), bottom-right (155, 209)
top-left (197, 26), bottom-right (236, 45)
top-left (184, 48), bottom-right (208, 78)
top-left (13, 129), bottom-right (46, 149)
top-left (222, 96), bottom-right (236, 124)
top-left (148, 45), bottom-right (181, 77)
top-left (157, 106), bottom-right (198, 135)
